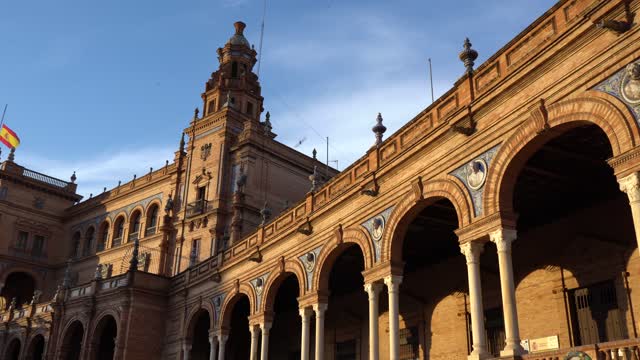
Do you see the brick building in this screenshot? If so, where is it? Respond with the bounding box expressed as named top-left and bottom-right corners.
top-left (3, 0), bottom-right (640, 359)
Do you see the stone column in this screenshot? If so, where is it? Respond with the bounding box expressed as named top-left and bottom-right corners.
top-left (384, 275), bottom-right (402, 360)
top-left (300, 307), bottom-right (313, 360)
top-left (260, 322), bottom-right (272, 360)
top-left (460, 241), bottom-right (489, 360)
top-left (208, 332), bottom-right (218, 360)
top-left (313, 303), bottom-right (328, 360)
top-left (250, 324), bottom-right (260, 360)
top-left (619, 172), bottom-right (640, 252)
top-left (490, 228), bottom-right (525, 356)
top-left (364, 282), bottom-right (383, 360)
top-left (217, 334), bottom-right (228, 360)
top-left (182, 342), bottom-right (192, 360)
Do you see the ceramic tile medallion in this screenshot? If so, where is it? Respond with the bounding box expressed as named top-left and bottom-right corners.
top-left (361, 206), bottom-right (394, 262)
top-left (450, 144), bottom-right (500, 217)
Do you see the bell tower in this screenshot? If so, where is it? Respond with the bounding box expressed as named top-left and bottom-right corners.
top-left (201, 21), bottom-right (263, 121)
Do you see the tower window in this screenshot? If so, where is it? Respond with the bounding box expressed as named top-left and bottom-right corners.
top-left (16, 231), bottom-right (28, 250)
top-left (232, 61), bottom-right (238, 78)
top-left (247, 102), bottom-right (254, 116)
top-left (208, 99), bottom-right (216, 114)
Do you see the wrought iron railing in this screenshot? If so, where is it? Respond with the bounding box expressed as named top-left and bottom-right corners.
top-left (186, 199), bottom-right (209, 218)
top-left (22, 168), bottom-right (70, 189)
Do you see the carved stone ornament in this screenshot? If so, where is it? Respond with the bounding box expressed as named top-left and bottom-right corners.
top-left (619, 172), bottom-right (640, 202)
top-left (200, 143), bottom-right (212, 161)
top-left (303, 252), bottom-right (316, 273)
top-left (100, 263), bottom-right (113, 279)
top-left (371, 216), bottom-right (385, 242)
top-left (33, 197), bottom-right (45, 210)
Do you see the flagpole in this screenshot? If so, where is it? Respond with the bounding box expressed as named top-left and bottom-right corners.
top-left (0, 104), bottom-right (7, 129)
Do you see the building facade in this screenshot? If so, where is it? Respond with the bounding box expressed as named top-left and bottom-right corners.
top-left (3, 0), bottom-right (640, 359)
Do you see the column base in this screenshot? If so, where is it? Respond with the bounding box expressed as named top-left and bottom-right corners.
top-left (500, 343), bottom-right (526, 357)
top-left (467, 351), bottom-right (490, 360)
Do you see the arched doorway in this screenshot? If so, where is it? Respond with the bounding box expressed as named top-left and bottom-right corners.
top-left (4, 338), bottom-right (21, 360)
top-left (393, 197), bottom-right (468, 359)
top-left (267, 274), bottom-right (301, 359)
top-left (1, 272), bottom-right (36, 309)
top-left (189, 310), bottom-right (211, 360)
top-left (60, 320), bottom-right (84, 360)
top-left (92, 315), bottom-right (117, 360)
top-left (323, 244), bottom-right (367, 359)
top-left (500, 124), bottom-right (636, 348)
top-left (27, 334), bottom-right (45, 360)
top-left (225, 295), bottom-right (251, 360)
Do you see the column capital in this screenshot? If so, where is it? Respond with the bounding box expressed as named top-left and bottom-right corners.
top-left (299, 306), bottom-right (313, 319)
top-left (460, 241), bottom-right (484, 264)
top-left (383, 274), bottom-right (403, 292)
top-left (619, 172), bottom-right (640, 202)
top-left (260, 321), bottom-right (272, 331)
top-left (489, 228), bottom-right (517, 253)
top-left (364, 282), bottom-right (384, 297)
top-left (312, 302), bottom-right (328, 313)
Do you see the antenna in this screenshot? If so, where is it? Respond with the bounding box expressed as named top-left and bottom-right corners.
top-left (428, 58), bottom-right (434, 103)
top-left (330, 160), bottom-right (339, 171)
top-left (326, 137), bottom-right (329, 178)
top-left (0, 104), bottom-right (7, 129)
top-left (257, 0), bottom-right (267, 77)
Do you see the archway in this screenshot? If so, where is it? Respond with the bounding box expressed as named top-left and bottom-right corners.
top-left (392, 197), bottom-right (470, 359)
top-left (60, 320), bottom-right (84, 360)
top-left (92, 315), bottom-right (117, 360)
top-left (499, 124), bottom-right (636, 348)
top-left (1, 272), bottom-right (36, 309)
top-left (321, 244), bottom-right (367, 359)
top-left (4, 338), bottom-right (21, 360)
top-left (27, 334), bottom-right (45, 360)
top-left (267, 274), bottom-right (301, 359)
top-left (225, 295), bottom-right (251, 360)
top-left (189, 310), bottom-right (211, 360)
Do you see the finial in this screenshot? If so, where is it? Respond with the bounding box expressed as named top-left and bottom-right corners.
top-left (309, 166), bottom-right (318, 192)
top-left (372, 113), bottom-right (387, 146)
top-left (103, 187), bottom-right (107, 193)
top-left (94, 264), bottom-right (102, 280)
top-left (223, 91), bottom-right (232, 108)
top-left (234, 21), bottom-right (246, 35)
top-left (30, 290), bottom-right (42, 305)
top-left (8, 148), bottom-right (15, 162)
top-left (70, 171), bottom-right (77, 183)
top-left (179, 133), bottom-right (185, 151)
top-left (263, 111), bottom-right (272, 135)
top-left (312, 148), bottom-right (317, 160)
top-left (165, 160), bottom-right (169, 167)
top-left (459, 38), bottom-right (478, 74)
top-left (165, 193), bottom-right (174, 214)
top-left (193, 107), bottom-right (199, 120)
top-left (260, 202), bottom-right (271, 225)
top-left (149, 167), bottom-right (153, 173)
top-left (62, 258), bottom-right (72, 288)
top-left (133, 174), bottom-right (137, 181)
top-left (118, 180), bottom-right (121, 187)
top-left (129, 237), bottom-right (140, 272)
top-left (89, 193), bottom-right (93, 199)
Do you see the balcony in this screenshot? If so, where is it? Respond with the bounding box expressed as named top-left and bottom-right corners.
top-left (145, 226), bottom-right (157, 236)
top-left (186, 199), bottom-right (210, 218)
top-left (112, 237), bottom-right (122, 247)
top-left (128, 232), bottom-right (139, 242)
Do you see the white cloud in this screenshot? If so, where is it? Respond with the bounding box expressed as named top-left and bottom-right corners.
top-left (17, 146), bottom-right (175, 200)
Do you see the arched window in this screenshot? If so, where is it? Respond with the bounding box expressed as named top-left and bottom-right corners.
top-left (97, 222), bottom-right (109, 251)
top-left (83, 227), bottom-right (95, 256)
top-left (113, 217), bottom-right (124, 247)
top-left (71, 232), bottom-right (81, 258)
top-left (145, 204), bottom-right (159, 236)
top-left (129, 211), bottom-right (141, 241)
top-left (231, 61), bottom-right (238, 78)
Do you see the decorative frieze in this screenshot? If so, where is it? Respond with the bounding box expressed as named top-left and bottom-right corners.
top-left (594, 59), bottom-right (640, 122)
top-left (299, 246), bottom-right (322, 291)
top-left (361, 207), bottom-right (394, 262)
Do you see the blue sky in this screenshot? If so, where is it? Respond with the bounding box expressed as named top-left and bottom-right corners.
top-left (1, 0), bottom-right (557, 198)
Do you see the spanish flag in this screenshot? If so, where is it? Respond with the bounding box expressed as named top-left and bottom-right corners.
top-left (0, 124), bottom-right (20, 149)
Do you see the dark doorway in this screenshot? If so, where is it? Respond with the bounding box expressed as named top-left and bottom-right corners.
top-left (95, 316), bottom-right (117, 360)
top-left (269, 274), bottom-right (301, 359)
top-left (191, 311), bottom-right (211, 360)
top-left (29, 335), bottom-right (45, 360)
top-left (227, 296), bottom-right (250, 360)
top-left (1, 272), bottom-right (36, 309)
top-left (5, 338), bottom-right (21, 360)
top-left (62, 321), bottom-right (84, 360)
